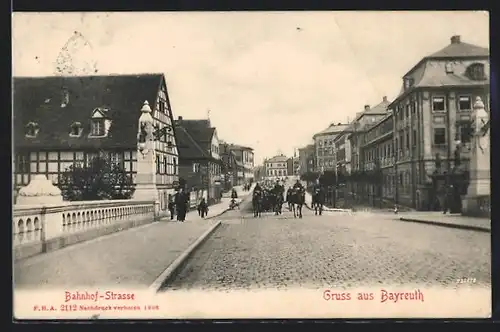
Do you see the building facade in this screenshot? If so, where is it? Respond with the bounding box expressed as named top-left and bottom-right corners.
top-left (298, 144), bottom-right (315, 175)
top-left (220, 142), bottom-right (245, 189)
top-left (228, 144), bottom-right (254, 182)
top-left (312, 123), bottom-right (349, 173)
top-left (264, 155), bottom-right (288, 179)
top-left (175, 117), bottom-right (222, 205)
top-left (13, 73), bottom-right (179, 214)
top-left (388, 35), bottom-right (489, 209)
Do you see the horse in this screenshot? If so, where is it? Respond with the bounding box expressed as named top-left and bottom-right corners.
top-left (273, 192), bottom-right (284, 215)
top-left (252, 190), bottom-right (263, 217)
top-left (312, 188), bottom-right (325, 216)
top-left (290, 188), bottom-right (305, 218)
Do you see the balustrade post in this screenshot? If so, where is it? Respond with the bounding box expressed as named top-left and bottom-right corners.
top-left (40, 207), bottom-right (47, 253)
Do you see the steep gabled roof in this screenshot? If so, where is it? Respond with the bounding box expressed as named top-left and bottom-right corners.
top-left (174, 125), bottom-right (210, 160)
top-left (175, 119), bottom-right (215, 143)
top-left (13, 73), bottom-right (164, 149)
top-left (229, 144), bottom-right (253, 151)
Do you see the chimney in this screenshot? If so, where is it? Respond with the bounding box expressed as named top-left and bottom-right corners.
top-left (451, 35), bottom-right (461, 44)
top-left (364, 105), bottom-right (370, 111)
top-left (383, 96), bottom-right (387, 102)
top-left (178, 116), bottom-right (183, 120)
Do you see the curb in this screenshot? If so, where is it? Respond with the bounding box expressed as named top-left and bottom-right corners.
top-left (149, 220), bottom-right (223, 292)
top-left (304, 203), bottom-right (351, 213)
top-left (399, 217), bottom-right (490, 233)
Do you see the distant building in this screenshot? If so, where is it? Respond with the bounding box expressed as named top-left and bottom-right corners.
top-left (220, 141), bottom-right (245, 189)
top-left (264, 154), bottom-right (288, 179)
top-left (298, 144), bottom-right (315, 175)
top-left (175, 116), bottom-right (222, 205)
top-left (227, 144), bottom-right (254, 182)
top-left (312, 123), bottom-right (349, 173)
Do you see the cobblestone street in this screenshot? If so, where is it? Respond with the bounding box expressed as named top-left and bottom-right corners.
top-left (164, 202), bottom-right (491, 291)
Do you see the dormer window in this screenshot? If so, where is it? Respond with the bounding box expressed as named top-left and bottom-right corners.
top-left (69, 122), bottom-right (83, 137)
top-left (91, 118), bottom-right (105, 136)
top-left (25, 122), bottom-right (39, 137)
top-left (466, 63), bottom-right (486, 81)
top-left (90, 108), bottom-right (109, 137)
top-left (445, 62), bottom-right (454, 74)
top-left (404, 77), bottom-right (415, 90)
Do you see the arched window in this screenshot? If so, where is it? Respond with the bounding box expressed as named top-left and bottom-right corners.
top-left (466, 63), bottom-right (486, 81)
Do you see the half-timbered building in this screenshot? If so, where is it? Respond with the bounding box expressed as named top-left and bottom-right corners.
top-left (13, 73), bottom-right (179, 213)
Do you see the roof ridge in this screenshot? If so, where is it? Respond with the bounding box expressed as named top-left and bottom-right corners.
top-left (176, 125), bottom-right (209, 158)
top-left (14, 73), bottom-right (164, 79)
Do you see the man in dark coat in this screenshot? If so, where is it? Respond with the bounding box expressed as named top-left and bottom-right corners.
top-left (197, 197), bottom-right (208, 218)
top-left (443, 184), bottom-right (454, 214)
top-left (293, 179), bottom-right (304, 191)
top-left (175, 188), bottom-right (188, 222)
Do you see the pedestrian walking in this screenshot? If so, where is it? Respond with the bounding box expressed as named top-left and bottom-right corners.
top-left (175, 188), bottom-right (188, 222)
top-left (443, 184), bottom-right (454, 214)
top-left (198, 197), bottom-right (209, 218)
top-left (167, 194), bottom-right (176, 220)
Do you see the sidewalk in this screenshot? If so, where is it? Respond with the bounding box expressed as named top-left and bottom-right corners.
top-left (398, 212), bottom-right (491, 232)
top-left (14, 187), bottom-right (253, 290)
top-left (304, 191), bottom-right (351, 213)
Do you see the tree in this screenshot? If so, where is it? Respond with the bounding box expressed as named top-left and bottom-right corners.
top-left (58, 155), bottom-right (134, 201)
top-left (319, 170), bottom-right (337, 187)
top-left (300, 171), bottom-right (319, 183)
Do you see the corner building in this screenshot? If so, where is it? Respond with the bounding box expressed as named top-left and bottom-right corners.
top-left (388, 35), bottom-right (489, 209)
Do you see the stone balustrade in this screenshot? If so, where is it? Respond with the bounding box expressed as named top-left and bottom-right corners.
top-left (13, 199), bottom-right (156, 260)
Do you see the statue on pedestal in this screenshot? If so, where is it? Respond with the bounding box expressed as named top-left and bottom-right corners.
top-left (137, 100), bottom-right (155, 158)
top-left (133, 100), bottom-right (159, 208)
top-left (461, 96), bottom-right (490, 217)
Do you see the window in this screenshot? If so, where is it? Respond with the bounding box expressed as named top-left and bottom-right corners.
top-left (412, 130), bottom-right (417, 146)
top-left (445, 62), bottom-right (454, 74)
top-left (156, 156), bottom-right (160, 173)
top-left (193, 163), bottom-right (200, 173)
top-left (90, 119), bottom-right (105, 136)
top-left (70, 122), bottom-right (82, 137)
top-left (163, 157), bottom-right (167, 174)
top-left (433, 128), bottom-right (446, 145)
top-left (16, 153), bottom-right (30, 173)
top-left (25, 122), bottom-right (39, 137)
top-left (457, 121), bottom-right (474, 143)
top-left (467, 63), bottom-right (486, 81)
top-left (432, 97), bottom-right (445, 112)
top-left (406, 133), bottom-right (410, 149)
top-left (458, 96), bottom-right (472, 111)
top-left (405, 105), bottom-right (409, 118)
top-left (173, 157), bottom-right (177, 175)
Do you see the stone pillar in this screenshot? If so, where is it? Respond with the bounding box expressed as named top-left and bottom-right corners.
top-left (132, 100), bottom-right (160, 219)
top-left (462, 97), bottom-right (490, 216)
top-left (16, 174), bottom-right (64, 206)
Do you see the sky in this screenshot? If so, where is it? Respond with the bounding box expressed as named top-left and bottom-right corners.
top-left (12, 11), bottom-right (489, 165)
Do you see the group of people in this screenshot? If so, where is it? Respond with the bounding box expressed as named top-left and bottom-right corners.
top-left (252, 179), bottom-right (307, 217)
top-left (167, 188), bottom-right (190, 222)
top-left (167, 188), bottom-right (211, 222)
